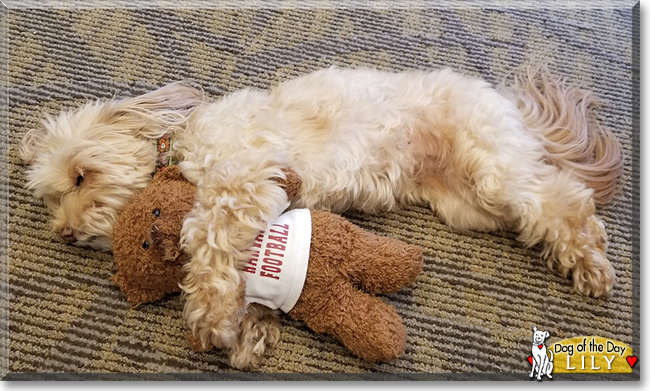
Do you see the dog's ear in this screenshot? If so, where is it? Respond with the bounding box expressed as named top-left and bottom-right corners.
top-left (18, 127), bottom-right (44, 164)
top-left (18, 114), bottom-right (56, 165)
top-left (532, 326), bottom-right (538, 332)
top-left (123, 81), bottom-right (203, 117)
top-left (544, 331), bottom-right (549, 339)
top-left (107, 82), bottom-right (204, 140)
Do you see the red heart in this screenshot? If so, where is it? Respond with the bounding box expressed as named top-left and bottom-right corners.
top-left (626, 356), bottom-right (637, 368)
top-left (538, 344), bottom-right (543, 349)
top-left (527, 356), bottom-right (533, 365)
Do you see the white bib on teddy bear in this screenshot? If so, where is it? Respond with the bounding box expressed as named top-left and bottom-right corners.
top-left (242, 208), bottom-right (311, 312)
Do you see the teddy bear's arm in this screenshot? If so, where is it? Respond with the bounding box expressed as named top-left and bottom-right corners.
top-left (275, 168), bottom-right (302, 201)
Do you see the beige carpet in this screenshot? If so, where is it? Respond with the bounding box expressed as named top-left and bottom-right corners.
top-left (2, 4), bottom-right (639, 380)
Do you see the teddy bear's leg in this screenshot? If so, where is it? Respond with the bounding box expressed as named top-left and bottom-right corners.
top-left (344, 223), bottom-right (424, 294)
top-left (328, 287), bottom-right (407, 362)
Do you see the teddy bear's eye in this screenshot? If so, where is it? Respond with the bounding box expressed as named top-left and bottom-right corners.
top-left (142, 240), bottom-right (150, 249)
top-left (153, 209), bottom-right (160, 217)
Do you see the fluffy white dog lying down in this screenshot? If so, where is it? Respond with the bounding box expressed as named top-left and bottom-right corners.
top-left (19, 65), bottom-right (623, 368)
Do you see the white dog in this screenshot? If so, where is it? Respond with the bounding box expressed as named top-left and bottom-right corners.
top-left (18, 65), bottom-right (623, 368)
top-left (530, 326), bottom-right (554, 380)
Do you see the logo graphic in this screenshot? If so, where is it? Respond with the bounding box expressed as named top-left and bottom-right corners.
top-left (550, 336), bottom-right (635, 374)
top-left (528, 326), bottom-right (554, 380)
top-left (526, 331), bottom-right (636, 375)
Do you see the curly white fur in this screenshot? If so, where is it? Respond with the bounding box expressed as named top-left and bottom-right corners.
top-left (19, 65), bottom-right (623, 368)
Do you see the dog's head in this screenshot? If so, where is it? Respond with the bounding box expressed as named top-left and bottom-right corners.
top-left (532, 326), bottom-right (550, 345)
top-left (111, 165), bottom-right (197, 306)
top-left (18, 83), bottom-right (203, 250)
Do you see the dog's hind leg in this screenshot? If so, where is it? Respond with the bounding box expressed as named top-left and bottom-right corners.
top-left (512, 167), bottom-right (613, 297)
top-left (467, 156), bottom-right (613, 297)
top-left (414, 132), bottom-right (614, 297)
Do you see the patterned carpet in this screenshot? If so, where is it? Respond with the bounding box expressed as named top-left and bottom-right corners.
top-left (1, 3), bottom-right (640, 380)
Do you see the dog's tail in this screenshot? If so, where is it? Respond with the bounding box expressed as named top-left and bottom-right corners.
top-left (502, 62), bottom-right (624, 205)
top-left (547, 348), bottom-right (554, 362)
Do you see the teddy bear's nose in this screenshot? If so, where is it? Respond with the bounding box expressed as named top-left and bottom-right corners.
top-left (151, 225), bottom-right (164, 245)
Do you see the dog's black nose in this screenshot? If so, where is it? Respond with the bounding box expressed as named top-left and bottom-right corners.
top-left (59, 225), bottom-right (76, 243)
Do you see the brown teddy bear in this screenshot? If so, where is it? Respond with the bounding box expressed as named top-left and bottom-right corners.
top-left (111, 165), bottom-right (423, 363)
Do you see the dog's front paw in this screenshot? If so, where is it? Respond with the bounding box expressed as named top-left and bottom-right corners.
top-left (571, 249), bottom-right (615, 298)
top-left (228, 305), bottom-right (281, 370)
top-left (229, 348), bottom-right (264, 370)
top-left (228, 332), bottom-right (278, 370)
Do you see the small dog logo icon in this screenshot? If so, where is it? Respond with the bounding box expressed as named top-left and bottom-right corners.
top-left (529, 326), bottom-right (554, 380)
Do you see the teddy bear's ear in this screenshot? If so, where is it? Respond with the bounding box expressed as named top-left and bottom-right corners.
top-left (112, 272), bottom-right (165, 307)
top-left (152, 165), bottom-right (186, 183)
top-left (111, 272), bottom-right (141, 306)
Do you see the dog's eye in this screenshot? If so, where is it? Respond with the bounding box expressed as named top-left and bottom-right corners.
top-left (153, 209), bottom-right (160, 217)
top-left (76, 174), bottom-right (84, 187)
top-left (142, 240), bottom-right (150, 249)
